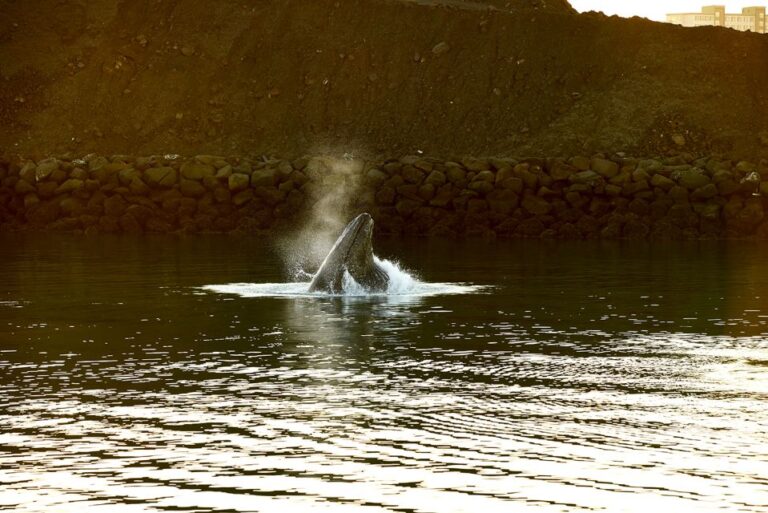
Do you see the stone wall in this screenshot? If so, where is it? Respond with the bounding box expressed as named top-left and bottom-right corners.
top-left (2, 154), bottom-right (768, 239)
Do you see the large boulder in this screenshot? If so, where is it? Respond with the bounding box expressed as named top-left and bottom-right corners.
top-left (144, 167), bottom-right (177, 187)
top-left (180, 160), bottom-right (215, 180)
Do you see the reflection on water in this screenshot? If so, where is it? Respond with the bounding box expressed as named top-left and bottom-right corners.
top-left (1, 235), bottom-right (768, 512)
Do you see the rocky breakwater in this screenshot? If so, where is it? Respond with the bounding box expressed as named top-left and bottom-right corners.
top-left (0, 155), bottom-right (309, 235)
top-left (2, 154), bottom-right (768, 239)
top-left (370, 155), bottom-right (768, 239)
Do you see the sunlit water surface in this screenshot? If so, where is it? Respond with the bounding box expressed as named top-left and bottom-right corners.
top-left (1, 235), bottom-right (767, 512)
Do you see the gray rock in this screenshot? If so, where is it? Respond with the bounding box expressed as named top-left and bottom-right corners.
top-left (446, 166), bottom-right (467, 184)
top-left (517, 218), bottom-right (546, 237)
top-left (609, 171), bottom-right (631, 185)
top-left (473, 170), bottom-right (495, 183)
top-left (691, 183), bottom-right (718, 201)
top-left (118, 167), bottom-right (142, 185)
top-left (215, 165), bottom-right (233, 179)
top-left (675, 169), bottom-right (710, 190)
top-left (591, 158), bottom-right (618, 178)
top-left (717, 180), bottom-right (740, 196)
top-left (129, 177), bottom-right (149, 195)
top-left (396, 198), bottom-right (421, 217)
top-left (305, 157), bottom-right (330, 179)
top-left (277, 160), bottom-right (294, 178)
top-left (382, 162), bottom-right (402, 175)
top-left (414, 159), bottom-right (433, 172)
top-left (27, 202), bottom-right (61, 225)
top-left (180, 178), bottom-right (206, 197)
top-left (233, 189), bottom-right (254, 206)
top-left (70, 168), bottom-right (88, 180)
top-left (565, 191), bottom-right (587, 208)
top-left (522, 194), bottom-right (551, 215)
top-left (278, 180), bottom-right (295, 194)
top-left (144, 167), bottom-right (177, 187)
top-left (468, 180), bottom-right (494, 194)
top-left (418, 183), bottom-right (435, 201)
top-left (48, 168), bottom-right (68, 184)
top-left (570, 170), bottom-right (601, 184)
top-left (35, 158), bottom-right (59, 181)
top-left (623, 180), bottom-right (650, 196)
top-left (432, 42), bottom-right (450, 55)
top-left (228, 173), bottom-right (250, 192)
top-left (466, 198), bottom-right (488, 214)
top-left (104, 195), bottom-right (128, 217)
top-left (429, 184), bottom-right (454, 207)
top-left (499, 177), bottom-right (523, 194)
top-left (537, 186), bottom-right (559, 197)
top-left (711, 169), bottom-right (734, 184)
top-left (637, 159), bottom-right (663, 173)
top-left (402, 165), bottom-right (425, 184)
top-left (24, 193), bottom-right (40, 209)
top-left (495, 166), bottom-right (515, 184)
top-left (424, 170), bottom-right (446, 187)
top-left (180, 160), bottom-right (216, 180)
top-left (650, 174), bottom-right (675, 189)
top-left (397, 184), bottom-right (421, 201)
top-left (366, 168), bottom-right (388, 186)
top-left (194, 155), bottom-right (226, 166)
top-left (462, 158), bottom-right (489, 172)
top-left (19, 162), bottom-right (36, 183)
top-left (55, 179), bottom-right (85, 195)
top-left (550, 161), bottom-right (576, 181)
top-left (668, 185), bottom-right (689, 203)
top-left (375, 186), bottom-right (396, 205)
top-left (213, 187), bottom-right (231, 203)
top-left (251, 168), bottom-right (276, 187)
top-left (15, 179), bottom-right (36, 194)
top-left (88, 156), bottom-right (109, 172)
top-left (568, 156), bottom-right (590, 171)
top-left (514, 165), bottom-right (538, 189)
top-left (37, 181), bottom-right (58, 198)
top-left (487, 189), bottom-right (519, 215)
top-left (736, 161), bottom-right (757, 174)
top-left (698, 203), bottom-right (721, 220)
top-left (632, 168), bottom-right (650, 182)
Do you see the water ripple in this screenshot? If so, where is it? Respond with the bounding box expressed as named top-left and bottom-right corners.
top-left (2, 236), bottom-right (768, 512)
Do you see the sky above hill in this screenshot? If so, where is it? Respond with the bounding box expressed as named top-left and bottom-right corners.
top-left (569, 1), bottom-right (764, 22)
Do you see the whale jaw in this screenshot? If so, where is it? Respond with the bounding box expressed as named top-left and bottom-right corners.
top-left (308, 213), bottom-right (390, 294)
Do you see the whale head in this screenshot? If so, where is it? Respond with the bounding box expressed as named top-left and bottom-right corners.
top-left (308, 213), bottom-right (389, 294)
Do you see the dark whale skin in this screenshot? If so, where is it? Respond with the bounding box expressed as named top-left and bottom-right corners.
top-left (308, 213), bottom-right (389, 294)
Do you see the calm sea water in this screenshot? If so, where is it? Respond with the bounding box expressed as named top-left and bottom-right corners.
top-left (1, 234), bottom-right (767, 512)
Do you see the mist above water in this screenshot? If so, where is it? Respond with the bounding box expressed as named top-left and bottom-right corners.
top-left (265, 154), bottom-right (469, 298)
top-left (276, 155), bottom-right (370, 279)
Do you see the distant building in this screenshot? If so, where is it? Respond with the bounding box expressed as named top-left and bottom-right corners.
top-left (667, 5), bottom-right (766, 33)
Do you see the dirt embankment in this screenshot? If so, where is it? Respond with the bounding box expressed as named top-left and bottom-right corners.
top-left (1, 0), bottom-right (767, 159)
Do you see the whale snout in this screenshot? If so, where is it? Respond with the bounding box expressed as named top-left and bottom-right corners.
top-left (352, 212), bottom-right (373, 226)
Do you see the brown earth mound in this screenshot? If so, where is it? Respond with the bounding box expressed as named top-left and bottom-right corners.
top-left (0, 0), bottom-right (767, 159)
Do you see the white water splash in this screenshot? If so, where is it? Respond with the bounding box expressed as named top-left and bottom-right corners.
top-left (202, 257), bottom-right (485, 299)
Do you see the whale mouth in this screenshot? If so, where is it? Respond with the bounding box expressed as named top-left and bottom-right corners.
top-left (308, 212), bottom-right (386, 294)
top-left (339, 213), bottom-right (371, 262)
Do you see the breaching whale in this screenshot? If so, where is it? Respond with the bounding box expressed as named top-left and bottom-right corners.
top-left (308, 213), bottom-right (390, 294)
